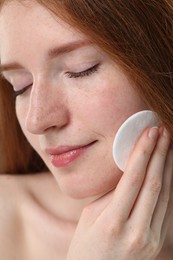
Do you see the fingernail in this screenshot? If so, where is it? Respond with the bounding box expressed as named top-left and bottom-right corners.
top-left (148, 127), bottom-right (159, 139)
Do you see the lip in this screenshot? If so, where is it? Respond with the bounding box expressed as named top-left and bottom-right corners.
top-left (45, 141), bottom-right (96, 168)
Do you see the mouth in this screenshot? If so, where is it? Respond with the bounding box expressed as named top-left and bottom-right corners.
top-left (45, 141), bottom-right (97, 168)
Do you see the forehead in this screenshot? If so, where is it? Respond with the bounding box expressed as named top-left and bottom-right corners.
top-left (0, 1), bottom-right (86, 64)
top-left (0, 0), bottom-right (70, 40)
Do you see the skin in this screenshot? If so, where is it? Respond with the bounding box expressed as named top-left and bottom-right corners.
top-left (0, 1), bottom-right (147, 199)
top-left (0, 1), bottom-right (173, 260)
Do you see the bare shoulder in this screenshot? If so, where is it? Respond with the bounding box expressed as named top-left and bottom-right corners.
top-left (0, 172), bottom-right (53, 215)
top-left (0, 174), bottom-right (22, 217)
top-left (0, 172), bottom-right (51, 259)
top-left (0, 172), bottom-right (61, 260)
top-left (0, 174), bottom-right (26, 259)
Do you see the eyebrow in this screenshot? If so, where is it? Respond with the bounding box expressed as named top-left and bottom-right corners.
top-left (0, 39), bottom-right (92, 74)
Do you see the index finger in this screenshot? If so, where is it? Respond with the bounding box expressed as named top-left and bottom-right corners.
top-left (103, 127), bottom-right (159, 223)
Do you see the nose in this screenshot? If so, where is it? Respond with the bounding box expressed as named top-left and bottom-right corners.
top-left (25, 81), bottom-right (70, 134)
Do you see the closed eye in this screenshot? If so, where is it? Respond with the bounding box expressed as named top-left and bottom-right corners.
top-left (13, 84), bottom-right (32, 98)
top-left (12, 63), bottom-right (100, 97)
top-left (66, 64), bottom-right (100, 79)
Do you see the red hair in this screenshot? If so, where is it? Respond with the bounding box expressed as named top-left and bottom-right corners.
top-left (0, 0), bottom-right (173, 173)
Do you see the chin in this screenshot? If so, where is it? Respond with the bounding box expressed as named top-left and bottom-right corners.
top-left (55, 172), bottom-right (122, 200)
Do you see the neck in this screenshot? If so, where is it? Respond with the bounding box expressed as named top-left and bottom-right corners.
top-left (39, 172), bottom-right (103, 222)
top-left (40, 172), bottom-right (173, 248)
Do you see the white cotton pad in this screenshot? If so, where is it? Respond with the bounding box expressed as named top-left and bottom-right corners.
top-left (113, 110), bottom-right (160, 172)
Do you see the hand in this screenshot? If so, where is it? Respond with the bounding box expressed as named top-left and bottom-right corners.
top-left (67, 127), bottom-right (173, 260)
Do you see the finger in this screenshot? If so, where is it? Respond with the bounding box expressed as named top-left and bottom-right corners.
top-left (128, 128), bottom-right (171, 229)
top-left (103, 127), bottom-right (159, 223)
top-left (151, 146), bottom-right (173, 239)
top-left (156, 166), bottom-right (173, 255)
top-left (159, 176), bottom-right (173, 249)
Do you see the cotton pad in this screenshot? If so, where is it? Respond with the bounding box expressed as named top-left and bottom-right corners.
top-left (113, 110), bottom-right (160, 172)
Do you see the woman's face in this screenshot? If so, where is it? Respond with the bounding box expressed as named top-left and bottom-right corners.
top-left (0, 1), bottom-right (147, 198)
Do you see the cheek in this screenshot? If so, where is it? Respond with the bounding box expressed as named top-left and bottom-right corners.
top-left (16, 101), bottom-right (28, 138)
top-left (15, 102), bottom-right (39, 150)
top-left (78, 82), bottom-right (146, 139)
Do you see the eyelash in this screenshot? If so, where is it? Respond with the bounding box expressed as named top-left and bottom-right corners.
top-left (13, 63), bottom-right (100, 97)
top-left (66, 63), bottom-right (100, 78)
top-left (13, 85), bottom-right (31, 98)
